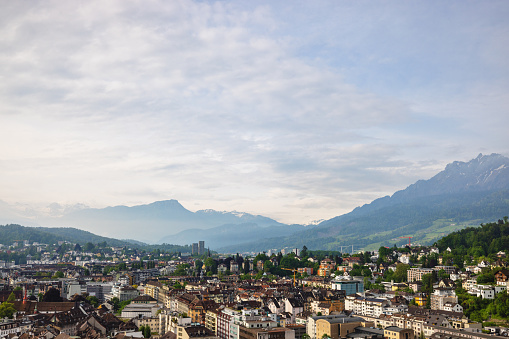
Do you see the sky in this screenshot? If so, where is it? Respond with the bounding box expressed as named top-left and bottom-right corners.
top-left (1, 0), bottom-right (508, 226)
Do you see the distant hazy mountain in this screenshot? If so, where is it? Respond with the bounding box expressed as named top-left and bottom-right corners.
top-left (218, 153), bottom-right (509, 253)
top-left (0, 224), bottom-right (141, 248)
top-left (45, 199), bottom-right (286, 243)
top-left (159, 222), bottom-right (306, 249)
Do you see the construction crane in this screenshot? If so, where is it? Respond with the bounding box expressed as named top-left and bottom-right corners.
top-left (281, 268), bottom-right (298, 287)
top-left (399, 236), bottom-right (413, 247)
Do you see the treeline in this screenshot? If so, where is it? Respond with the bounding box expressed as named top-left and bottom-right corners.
top-left (436, 217), bottom-right (509, 258)
top-left (0, 224), bottom-right (191, 253)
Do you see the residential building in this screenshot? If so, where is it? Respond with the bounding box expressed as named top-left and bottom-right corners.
top-left (384, 326), bottom-right (415, 339)
top-left (317, 259), bottom-right (335, 277)
top-left (315, 316), bottom-right (373, 339)
top-left (431, 288), bottom-right (457, 311)
top-left (407, 268), bottom-right (434, 282)
top-left (345, 295), bottom-right (388, 317)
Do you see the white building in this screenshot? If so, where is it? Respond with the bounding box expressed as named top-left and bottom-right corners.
top-left (121, 303), bottom-right (160, 319)
top-left (345, 295), bottom-right (388, 317)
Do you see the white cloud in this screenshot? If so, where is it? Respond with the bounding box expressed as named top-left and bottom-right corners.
top-left (0, 0), bottom-right (508, 226)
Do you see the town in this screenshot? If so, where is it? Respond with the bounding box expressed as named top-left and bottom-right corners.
top-left (0, 221), bottom-right (509, 339)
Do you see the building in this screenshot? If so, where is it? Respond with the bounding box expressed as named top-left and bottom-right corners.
top-left (345, 295), bottom-right (388, 317)
top-left (495, 269), bottom-right (509, 286)
top-left (315, 316), bottom-right (373, 339)
top-left (239, 326), bottom-right (294, 339)
top-left (431, 289), bottom-right (457, 311)
top-left (199, 241), bottom-right (205, 255)
top-left (108, 284), bottom-right (140, 302)
top-left (331, 279), bottom-right (364, 295)
top-left (317, 259), bottom-right (335, 277)
top-left (384, 326), bottom-right (415, 339)
top-left (297, 268), bottom-right (313, 276)
top-left (192, 243), bottom-right (199, 255)
top-left (407, 268), bottom-right (434, 282)
top-left (121, 302), bottom-right (160, 319)
top-left (307, 314), bottom-right (358, 339)
top-left (433, 266), bottom-right (456, 275)
top-left (181, 325), bottom-right (217, 339)
top-left (205, 309), bottom-right (219, 335)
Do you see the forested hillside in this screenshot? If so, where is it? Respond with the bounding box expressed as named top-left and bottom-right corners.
top-left (0, 224), bottom-right (190, 253)
top-left (436, 217), bottom-right (509, 258)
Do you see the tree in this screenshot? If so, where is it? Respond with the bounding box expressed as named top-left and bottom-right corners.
top-left (143, 325), bottom-right (151, 338)
top-left (86, 295), bottom-right (100, 308)
top-left (0, 302), bottom-right (16, 319)
top-left (363, 251), bottom-right (371, 264)
top-left (301, 246), bottom-right (308, 258)
top-left (195, 259), bottom-right (203, 274)
top-left (263, 260), bottom-right (273, 273)
top-left (437, 269), bottom-right (449, 281)
top-left (52, 271), bottom-right (64, 279)
top-left (110, 297), bottom-right (120, 312)
top-left (84, 242), bottom-right (95, 252)
top-left (421, 272), bottom-right (437, 294)
top-left (6, 292), bottom-right (15, 302)
top-left (476, 271), bottom-right (495, 284)
top-left (204, 258), bottom-right (217, 274)
top-left (393, 263), bottom-right (410, 282)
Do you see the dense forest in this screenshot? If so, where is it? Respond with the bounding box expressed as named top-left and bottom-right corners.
top-left (436, 217), bottom-right (509, 257)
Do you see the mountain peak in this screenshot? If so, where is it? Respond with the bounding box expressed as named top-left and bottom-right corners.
top-left (149, 200), bottom-right (184, 208)
top-left (395, 153), bottom-right (509, 200)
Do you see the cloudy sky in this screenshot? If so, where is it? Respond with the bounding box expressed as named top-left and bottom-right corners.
top-left (1, 0), bottom-right (508, 226)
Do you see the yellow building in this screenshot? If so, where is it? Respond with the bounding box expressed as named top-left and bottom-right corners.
top-left (316, 317), bottom-right (373, 339)
top-left (205, 309), bottom-right (218, 335)
top-left (414, 294), bottom-right (426, 307)
top-left (384, 326), bottom-right (414, 339)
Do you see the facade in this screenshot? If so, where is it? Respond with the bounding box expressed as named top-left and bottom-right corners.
top-left (317, 259), bottom-right (335, 277)
top-left (109, 284), bottom-right (140, 302)
top-left (297, 267), bottom-right (313, 275)
top-left (345, 295), bottom-right (388, 317)
top-left (433, 266), bottom-right (456, 275)
top-left (315, 316), bottom-right (373, 339)
top-left (120, 302), bottom-right (160, 318)
top-left (239, 326), bottom-right (294, 339)
top-left (495, 269), bottom-right (509, 286)
top-left (331, 279), bottom-right (364, 295)
top-left (205, 309), bottom-right (219, 335)
top-left (384, 326), bottom-right (415, 339)
top-left (407, 268), bottom-right (434, 282)
top-left (430, 288), bottom-right (457, 311)
top-left (306, 314), bottom-right (358, 339)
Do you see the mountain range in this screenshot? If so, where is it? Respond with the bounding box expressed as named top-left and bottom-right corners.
top-left (1, 153), bottom-right (508, 252)
top-left (218, 153), bottom-right (509, 252)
